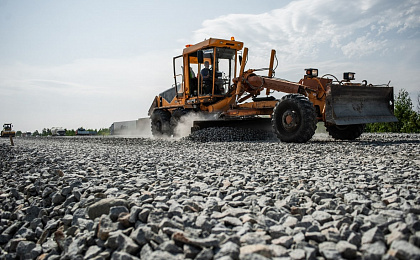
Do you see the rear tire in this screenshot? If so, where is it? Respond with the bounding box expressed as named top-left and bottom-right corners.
top-left (271, 94), bottom-right (317, 143)
top-left (326, 124), bottom-right (365, 140)
top-left (151, 110), bottom-right (172, 137)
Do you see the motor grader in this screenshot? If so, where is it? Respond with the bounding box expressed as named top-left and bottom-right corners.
top-left (148, 38), bottom-right (397, 142)
top-left (1, 123), bottom-right (16, 138)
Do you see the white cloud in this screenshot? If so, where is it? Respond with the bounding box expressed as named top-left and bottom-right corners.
top-left (341, 35), bottom-right (388, 58)
top-left (189, 0), bottom-right (420, 107)
top-left (0, 51), bottom-right (176, 131)
top-left (0, 51), bottom-right (176, 98)
top-left (376, 0), bottom-right (420, 33)
top-left (192, 0), bottom-right (419, 61)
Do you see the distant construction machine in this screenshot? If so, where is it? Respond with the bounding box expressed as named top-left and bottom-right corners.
top-left (51, 127), bottom-right (66, 136)
top-left (1, 123), bottom-right (16, 138)
top-left (148, 38), bottom-right (397, 142)
top-left (75, 128), bottom-right (97, 136)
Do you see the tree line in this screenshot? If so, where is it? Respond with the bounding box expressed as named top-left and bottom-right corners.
top-left (16, 128), bottom-right (110, 137)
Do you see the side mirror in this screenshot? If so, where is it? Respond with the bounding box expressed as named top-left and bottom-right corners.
top-left (197, 51), bottom-right (204, 64)
top-left (239, 55), bottom-right (242, 66)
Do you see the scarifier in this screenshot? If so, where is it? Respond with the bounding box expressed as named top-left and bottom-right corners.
top-left (148, 38), bottom-right (397, 142)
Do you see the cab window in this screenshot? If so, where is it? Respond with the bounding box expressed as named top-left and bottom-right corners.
top-left (198, 48), bottom-right (214, 96)
top-left (173, 55), bottom-right (183, 97)
top-left (215, 48), bottom-right (235, 95)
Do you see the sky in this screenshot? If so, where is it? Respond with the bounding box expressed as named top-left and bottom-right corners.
top-left (0, 0), bottom-right (419, 132)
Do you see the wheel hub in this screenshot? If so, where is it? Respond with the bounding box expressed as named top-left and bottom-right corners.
top-left (285, 115), bottom-right (293, 124)
top-left (282, 110), bottom-right (298, 131)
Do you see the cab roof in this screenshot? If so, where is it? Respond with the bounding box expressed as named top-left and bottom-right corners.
top-left (183, 38), bottom-right (244, 55)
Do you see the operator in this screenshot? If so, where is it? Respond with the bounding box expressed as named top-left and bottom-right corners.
top-left (201, 61), bottom-right (212, 94)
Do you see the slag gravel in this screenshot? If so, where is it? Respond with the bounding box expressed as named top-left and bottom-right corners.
top-left (184, 127), bottom-right (277, 142)
top-left (0, 132), bottom-right (419, 260)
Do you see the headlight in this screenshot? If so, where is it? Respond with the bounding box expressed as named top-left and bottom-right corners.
top-left (343, 72), bottom-right (355, 81)
top-left (305, 68), bottom-right (318, 78)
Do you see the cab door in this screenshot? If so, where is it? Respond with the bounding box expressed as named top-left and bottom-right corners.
top-left (186, 53), bottom-right (199, 97)
top-left (173, 55), bottom-right (184, 98)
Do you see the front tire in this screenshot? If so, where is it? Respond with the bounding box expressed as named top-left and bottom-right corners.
top-left (151, 110), bottom-right (172, 137)
top-left (170, 109), bottom-right (188, 131)
top-left (326, 124), bottom-right (365, 140)
top-left (271, 94), bottom-right (317, 143)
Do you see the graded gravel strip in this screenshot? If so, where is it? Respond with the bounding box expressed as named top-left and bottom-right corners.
top-left (0, 133), bottom-right (419, 260)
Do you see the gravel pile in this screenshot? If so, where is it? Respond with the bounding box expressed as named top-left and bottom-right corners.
top-left (0, 133), bottom-right (420, 260)
top-left (185, 127), bottom-right (277, 142)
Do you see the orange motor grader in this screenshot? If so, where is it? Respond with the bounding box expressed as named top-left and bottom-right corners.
top-left (148, 38), bottom-right (397, 142)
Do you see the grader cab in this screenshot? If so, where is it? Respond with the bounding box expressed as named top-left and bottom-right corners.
top-left (148, 38), bottom-right (397, 142)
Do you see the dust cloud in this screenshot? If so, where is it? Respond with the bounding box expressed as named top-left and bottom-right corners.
top-left (313, 123), bottom-right (330, 141)
top-left (173, 113), bottom-right (215, 138)
top-left (111, 118), bottom-right (152, 138)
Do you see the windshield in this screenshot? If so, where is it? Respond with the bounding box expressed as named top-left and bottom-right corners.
top-left (197, 47), bottom-right (236, 96)
top-left (215, 48), bottom-right (236, 95)
top-left (186, 47), bottom-right (236, 97)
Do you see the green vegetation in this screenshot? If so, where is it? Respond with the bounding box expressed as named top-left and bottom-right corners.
top-left (66, 129), bottom-right (76, 136)
top-left (97, 128), bottom-right (110, 135)
top-left (65, 127), bottom-right (110, 136)
top-left (16, 127), bottom-right (110, 137)
top-left (42, 128), bottom-right (52, 136)
top-left (365, 89), bottom-right (420, 133)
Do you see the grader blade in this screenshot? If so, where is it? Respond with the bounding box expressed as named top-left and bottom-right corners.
top-left (191, 117), bottom-right (272, 132)
top-left (325, 85), bottom-right (397, 125)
